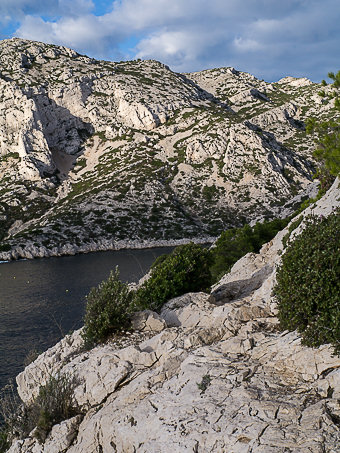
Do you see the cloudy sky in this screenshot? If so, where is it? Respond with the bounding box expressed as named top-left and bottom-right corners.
top-left (0, 0), bottom-right (339, 82)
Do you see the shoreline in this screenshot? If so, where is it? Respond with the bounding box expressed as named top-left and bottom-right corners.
top-left (0, 236), bottom-right (216, 262)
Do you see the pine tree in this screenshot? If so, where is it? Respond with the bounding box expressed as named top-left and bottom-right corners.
top-left (306, 71), bottom-right (340, 190)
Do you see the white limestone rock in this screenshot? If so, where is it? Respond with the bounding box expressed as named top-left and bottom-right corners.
top-left (131, 310), bottom-right (167, 332)
top-left (0, 40), bottom-right (339, 450)
top-left (9, 179), bottom-right (340, 453)
top-left (16, 329), bottom-right (84, 404)
top-left (0, 38), bottom-right (331, 260)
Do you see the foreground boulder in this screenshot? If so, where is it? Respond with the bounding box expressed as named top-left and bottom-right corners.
top-left (8, 179), bottom-right (340, 452)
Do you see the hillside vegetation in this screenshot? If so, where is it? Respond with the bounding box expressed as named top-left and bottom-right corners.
top-left (1, 38), bottom-right (337, 259)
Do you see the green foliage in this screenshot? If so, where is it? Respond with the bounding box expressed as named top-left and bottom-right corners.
top-left (0, 430), bottom-right (8, 453)
top-left (197, 374), bottom-right (211, 394)
top-left (202, 184), bottom-right (219, 201)
top-left (81, 244), bottom-right (212, 346)
top-left (210, 225), bottom-right (254, 282)
top-left (306, 70), bottom-right (340, 177)
top-left (313, 126), bottom-right (340, 177)
top-left (0, 374), bottom-right (79, 446)
top-left (275, 212), bottom-right (340, 353)
top-left (150, 253), bottom-right (168, 269)
top-left (82, 267), bottom-right (133, 346)
top-left (80, 218), bottom-right (295, 347)
top-left (33, 374), bottom-right (79, 442)
top-left (328, 71), bottom-right (340, 88)
top-left (210, 218), bottom-right (289, 282)
top-left (282, 216), bottom-right (303, 248)
top-left (134, 243), bottom-right (212, 311)
top-left (0, 243), bottom-right (11, 252)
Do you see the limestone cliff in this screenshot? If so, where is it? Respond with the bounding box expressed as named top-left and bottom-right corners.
top-left (1, 38), bottom-right (336, 260)
top-left (7, 179), bottom-right (340, 452)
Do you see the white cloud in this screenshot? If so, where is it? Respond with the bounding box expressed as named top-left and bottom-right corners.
top-left (7, 0), bottom-right (340, 81)
top-left (232, 38), bottom-right (264, 52)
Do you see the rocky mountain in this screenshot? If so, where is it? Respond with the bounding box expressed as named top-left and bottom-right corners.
top-left (7, 178), bottom-right (340, 452)
top-left (0, 38), bottom-right (337, 260)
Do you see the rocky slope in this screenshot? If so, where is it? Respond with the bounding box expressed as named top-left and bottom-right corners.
top-left (7, 178), bottom-right (340, 452)
top-left (1, 38), bottom-right (336, 260)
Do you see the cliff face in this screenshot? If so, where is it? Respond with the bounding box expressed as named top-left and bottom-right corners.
top-left (8, 179), bottom-right (340, 453)
top-left (1, 38), bottom-right (335, 260)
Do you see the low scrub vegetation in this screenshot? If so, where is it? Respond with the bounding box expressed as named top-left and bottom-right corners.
top-left (82, 243), bottom-right (212, 345)
top-left (0, 373), bottom-right (80, 449)
top-left (275, 211), bottom-right (340, 353)
top-left (80, 70), bottom-right (340, 354)
top-left (210, 218), bottom-right (289, 282)
top-left (303, 70), bottom-right (340, 208)
top-left (82, 267), bottom-right (133, 346)
top-left (133, 243), bottom-right (212, 311)
top-left (82, 219), bottom-right (290, 346)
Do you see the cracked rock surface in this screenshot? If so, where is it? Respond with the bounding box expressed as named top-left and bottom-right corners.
top-left (8, 179), bottom-right (340, 452)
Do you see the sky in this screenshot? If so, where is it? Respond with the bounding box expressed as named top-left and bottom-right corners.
top-left (0, 0), bottom-right (339, 82)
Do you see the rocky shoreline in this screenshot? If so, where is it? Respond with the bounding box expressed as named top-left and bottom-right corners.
top-left (0, 236), bottom-right (215, 262)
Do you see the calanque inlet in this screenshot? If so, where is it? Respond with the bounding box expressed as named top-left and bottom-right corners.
top-left (0, 38), bottom-right (339, 452)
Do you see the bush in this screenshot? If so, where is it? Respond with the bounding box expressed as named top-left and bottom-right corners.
top-left (0, 431), bottom-right (8, 453)
top-left (202, 185), bottom-right (218, 201)
top-left (82, 267), bottom-right (133, 346)
top-left (0, 243), bottom-right (11, 252)
top-left (32, 373), bottom-right (80, 442)
top-left (134, 243), bottom-right (212, 311)
top-left (274, 211), bottom-right (340, 353)
top-left (150, 253), bottom-right (168, 269)
top-left (210, 225), bottom-right (254, 282)
top-left (0, 373), bottom-right (79, 446)
top-left (80, 220), bottom-right (290, 347)
top-left (306, 70), bottom-right (340, 178)
top-left (210, 218), bottom-right (289, 282)
top-left (81, 245), bottom-right (211, 346)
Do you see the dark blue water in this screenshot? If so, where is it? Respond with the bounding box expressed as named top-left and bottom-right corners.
top-left (0, 247), bottom-right (173, 389)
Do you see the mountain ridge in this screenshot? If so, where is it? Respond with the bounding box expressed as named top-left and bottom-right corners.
top-left (0, 38), bottom-right (335, 260)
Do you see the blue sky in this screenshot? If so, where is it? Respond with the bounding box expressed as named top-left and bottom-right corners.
top-left (0, 0), bottom-right (339, 82)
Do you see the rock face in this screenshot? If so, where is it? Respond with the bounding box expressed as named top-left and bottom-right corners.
top-left (8, 179), bottom-right (340, 453)
top-left (0, 38), bottom-right (335, 260)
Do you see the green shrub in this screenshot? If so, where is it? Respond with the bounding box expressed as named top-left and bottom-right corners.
top-left (210, 218), bottom-right (289, 282)
top-left (282, 216), bottom-right (303, 248)
top-left (0, 430), bottom-right (8, 453)
top-left (134, 243), bottom-right (212, 311)
top-left (82, 267), bottom-right (133, 346)
top-left (251, 218), bottom-right (289, 249)
top-left (0, 243), bottom-right (11, 252)
top-left (33, 373), bottom-right (80, 442)
top-left (306, 70), bottom-right (340, 178)
top-left (210, 225), bottom-right (254, 282)
top-left (274, 211), bottom-right (340, 353)
top-left (0, 373), bottom-right (79, 446)
top-left (202, 185), bottom-right (218, 201)
top-left (150, 253), bottom-right (168, 269)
